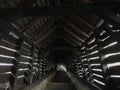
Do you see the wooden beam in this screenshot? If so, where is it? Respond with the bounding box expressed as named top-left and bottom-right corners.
top-left (61, 31), bottom-right (81, 46)
top-left (101, 11), bottom-right (120, 26)
top-left (59, 35), bottom-right (77, 47)
top-left (34, 26), bottom-right (56, 44)
top-left (0, 3), bottom-right (118, 16)
top-left (61, 17), bottom-right (89, 38)
top-left (43, 35), bottom-right (58, 48)
top-left (75, 15), bottom-right (95, 30)
top-left (23, 0), bottom-right (36, 7)
top-left (60, 25), bottom-right (85, 42)
top-left (40, 31), bottom-right (58, 48)
top-left (29, 19), bottom-right (55, 40)
top-left (21, 17), bottom-right (41, 33)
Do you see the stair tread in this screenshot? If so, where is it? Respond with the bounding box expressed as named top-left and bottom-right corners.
top-left (47, 82), bottom-right (74, 87)
top-left (46, 86), bottom-right (75, 90)
top-left (45, 71), bottom-right (76, 90)
top-left (46, 88), bottom-right (74, 90)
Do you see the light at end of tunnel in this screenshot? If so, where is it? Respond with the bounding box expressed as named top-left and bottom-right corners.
top-left (108, 24), bottom-right (113, 28)
top-left (57, 64), bottom-right (67, 72)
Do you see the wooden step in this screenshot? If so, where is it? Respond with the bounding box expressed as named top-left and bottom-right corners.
top-left (47, 82), bottom-right (74, 87)
top-left (46, 83), bottom-right (76, 90)
top-left (46, 87), bottom-right (74, 90)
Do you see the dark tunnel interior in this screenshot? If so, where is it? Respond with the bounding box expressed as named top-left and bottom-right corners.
top-left (0, 0), bottom-right (120, 90)
top-left (49, 38), bottom-right (73, 64)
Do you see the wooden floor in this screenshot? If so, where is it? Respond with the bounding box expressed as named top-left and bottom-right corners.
top-left (45, 71), bottom-right (76, 90)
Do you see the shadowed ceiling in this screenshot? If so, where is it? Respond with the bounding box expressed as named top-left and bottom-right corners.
top-left (0, 0), bottom-right (119, 49)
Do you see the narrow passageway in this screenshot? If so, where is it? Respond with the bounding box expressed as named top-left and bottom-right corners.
top-left (0, 0), bottom-right (120, 90)
top-left (45, 71), bottom-right (76, 90)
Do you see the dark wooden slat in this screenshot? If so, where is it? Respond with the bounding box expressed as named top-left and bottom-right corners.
top-left (29, 19), bottom-right (55, 41)
top-left (0, 3), bottom-right (118, 16)
top-left (75, 15), bottom-right (95, 30)
top-left (41, 32), bottom-right (58, 48)
top-left (59, 35), bottom-right (77, 47)
top-left (19, 57), bottom-right (30, 62)
top-left (21, 3), bottom-right (118, 16)
top-left (60, 25), bottom-right (84, 43)
top-left (0, 40), bottom-right (16, 49)
top-left (0, 48), bottom-right (17, 56)
top-left (61, 31), bottom-right (81, 46)
top-left (34, 25), bottom-right (56, 45)
top-left (20, 17), bottom-right (41, 33)
top-left (20, 49), bottom-right (31, 56)
top-left (0, 66), bottom-right (12, 73)
top-left (61, 17), bottom-right (89, 38)
top-left (19, 64), bottom-right (30, 68)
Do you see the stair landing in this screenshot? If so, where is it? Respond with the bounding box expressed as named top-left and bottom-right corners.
top-left (45, 71), bottom-right (76, 90)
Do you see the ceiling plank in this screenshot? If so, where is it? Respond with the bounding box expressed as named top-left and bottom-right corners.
top-left (23, 0), bottom-right (36, 7)
top-left (29, 19), bottom-right (55, 40)
top-left (61, 31), bottom-right (81, 46)
top-left (34, 25), bottom-right (56, 45)
top-left (75, 15), bottom-right (95, 30)
top-left (40, 31), bottom-right (58, 48)
top-left (61, 17), bottom-right (89, 38)
top-left (33, 23), bottom-right (55, 42)
top-left (59, 35), bottom-right (77, 47)
top-left (101, 11), bottom-right (120, 26)
top-left (60, 25), bottom-right (84, 42)
top-left (43, 35), bottom-right (57, 48)
top-left (21, 17), bottom-right (41, 33)
top-left (0, 3), bottom-right (116, 16)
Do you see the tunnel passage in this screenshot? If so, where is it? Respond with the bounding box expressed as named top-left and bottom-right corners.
top-left (0, 0), bottom-right (120, 90)
top-left (45, 71), bottom-right (76, 90)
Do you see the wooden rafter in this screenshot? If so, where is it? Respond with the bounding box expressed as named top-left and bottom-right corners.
top-left (60, 25), bottom-right (84, 42)
top-left (34, 25), bottom-right (56, 45)
top-left (61, 31), bottom-right (81, 46)
top-left (40, 31), bottom-right (58, 48)
top-left (59, 35), bottom-right (77, 47)
top-left (21, 17), bottom-right (41, 33)
top-left (75, 15), bottom-right (95, 30)
top-left (60, 17), bottom-right (89, 38)
top-left (29, 19), bottom-right (55, 40)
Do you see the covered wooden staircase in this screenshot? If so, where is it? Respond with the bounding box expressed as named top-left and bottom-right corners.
top-left (0, 0), bottom-right (120, 90)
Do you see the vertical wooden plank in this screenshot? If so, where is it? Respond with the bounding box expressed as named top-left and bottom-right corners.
top-left (11, 39), bottom-right (23, 90)
top-left (29, 46), bottom-right (35, 84)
